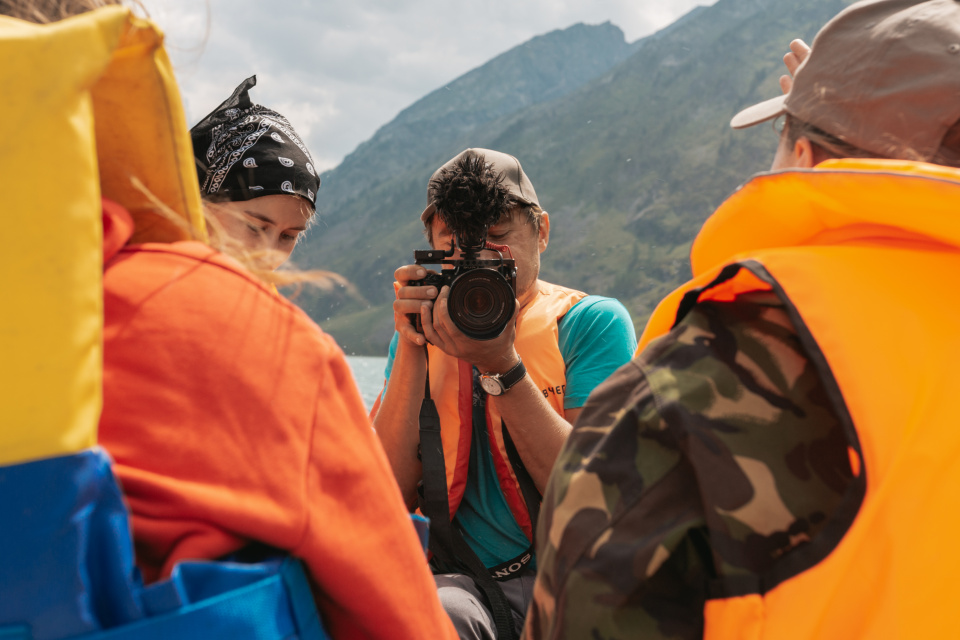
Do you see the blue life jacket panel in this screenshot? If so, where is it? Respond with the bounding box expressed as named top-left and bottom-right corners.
top-left (0, 449), bottom-right (329, 640)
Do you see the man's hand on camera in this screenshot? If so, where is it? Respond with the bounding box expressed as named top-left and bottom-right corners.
top-left (419, 285), bottom-right (520, 374)
top-left (393, 264), bottom-right (437, 347)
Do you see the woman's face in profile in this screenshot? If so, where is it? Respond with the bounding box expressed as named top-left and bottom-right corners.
top-left (208, 194), bottom-right (312, 270)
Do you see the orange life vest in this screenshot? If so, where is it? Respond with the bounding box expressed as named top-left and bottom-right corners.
top-left (427, 281), bottom-right (586, 539)
top-left (638, 159), bottom-right (960, 638)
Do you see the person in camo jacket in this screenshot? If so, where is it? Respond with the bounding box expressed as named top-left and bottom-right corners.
top-left (524, 0), bottom-right (960, 638)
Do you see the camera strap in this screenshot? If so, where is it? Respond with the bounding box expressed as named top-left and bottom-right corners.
top-left (417, 347), bottom-right (519, 640)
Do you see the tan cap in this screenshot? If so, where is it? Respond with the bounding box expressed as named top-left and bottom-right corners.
top-left (731, 0), bottom-right (960, 161)
top-left (420, 148), bottom-right (540, 222)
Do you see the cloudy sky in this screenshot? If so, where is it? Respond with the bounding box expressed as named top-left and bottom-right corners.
top-left (149, 0), bottom-right (716, 173)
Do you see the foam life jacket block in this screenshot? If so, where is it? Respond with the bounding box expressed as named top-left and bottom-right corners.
top-left (91, 10), bottom-right (206, 244)
top-left (0, 448), bottom-right (329, 640)
top-left (1, 10), bottom-right (119, 466)
top-left (0, 449), bottom-right (143, 639)
top-left (0, 7), bottom-right (204, 467)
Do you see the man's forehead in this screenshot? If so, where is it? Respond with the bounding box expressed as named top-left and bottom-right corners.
top-left (491, 208), bottom-right (526, 226)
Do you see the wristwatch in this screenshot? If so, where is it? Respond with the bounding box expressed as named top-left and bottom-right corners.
top-left (479, 358), bottom-right (526, 396)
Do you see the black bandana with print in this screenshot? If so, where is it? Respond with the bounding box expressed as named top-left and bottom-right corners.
top-left (190, 76), bottom-right (320, 209)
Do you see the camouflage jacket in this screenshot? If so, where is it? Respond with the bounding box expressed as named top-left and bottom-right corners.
top-left (523, 292), bottom-right (855, 640)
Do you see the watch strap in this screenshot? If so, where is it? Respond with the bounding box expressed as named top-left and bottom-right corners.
top-left (495, 358), bottom-right (526, 393)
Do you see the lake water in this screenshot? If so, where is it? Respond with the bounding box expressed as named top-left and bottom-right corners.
top-left (345, 355), bottom-right (388, 410)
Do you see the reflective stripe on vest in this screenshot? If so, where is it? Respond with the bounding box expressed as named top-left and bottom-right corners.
top-left (638, 159), bottom-right (960, 638)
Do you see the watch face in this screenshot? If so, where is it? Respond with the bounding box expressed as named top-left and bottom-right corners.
top-left (480, 375), bottom-right (504, 396)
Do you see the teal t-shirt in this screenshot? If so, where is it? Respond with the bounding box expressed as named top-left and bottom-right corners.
top-left (384, 295), bottom-right (636, 568)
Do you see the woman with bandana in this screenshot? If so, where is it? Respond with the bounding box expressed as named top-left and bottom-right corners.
top-left (191, 76), bottom-right (320, 269)
top-left (0, 0), bottom-right (458, 637)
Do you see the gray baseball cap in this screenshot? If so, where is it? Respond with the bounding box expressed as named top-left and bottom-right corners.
top-left (420, 148), bottom-right (540, 222)
top-left (731, 0), bottom-right (960, 161)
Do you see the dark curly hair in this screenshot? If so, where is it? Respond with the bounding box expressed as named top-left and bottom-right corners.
top-left (428, 153), bottom-right (510, 252)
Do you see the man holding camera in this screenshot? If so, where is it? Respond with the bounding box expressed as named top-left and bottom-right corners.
top-left (372, 148), bottom-right (636, 639)
top-left (523, 1), bottom-right (960, 638)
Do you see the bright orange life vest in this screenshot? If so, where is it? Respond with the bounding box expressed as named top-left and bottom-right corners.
top-left (427, 281), bottom-right (586, 539)
top-left (638, 159), bottom-right (960, 638)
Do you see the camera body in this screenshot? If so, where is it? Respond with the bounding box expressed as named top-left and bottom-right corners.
top-left (409, 248), bottom-right (517, 341)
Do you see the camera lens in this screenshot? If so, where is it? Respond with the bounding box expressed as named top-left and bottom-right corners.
top-left (448, 269), bottom-right (516, 340)
top-left (464, 287), bottom-right (494, 316)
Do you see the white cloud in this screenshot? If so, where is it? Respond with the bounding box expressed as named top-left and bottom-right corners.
top-left (149, 0), bottom-right (715, 172)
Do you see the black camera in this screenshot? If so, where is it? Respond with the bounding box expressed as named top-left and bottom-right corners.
top-left (408, 151), bottom-right (520, 340)
top-left (408, 246), bottom-right (517, 341)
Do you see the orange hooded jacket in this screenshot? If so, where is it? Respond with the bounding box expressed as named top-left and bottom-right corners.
top-left (98, 200), bottom-right (457, 640)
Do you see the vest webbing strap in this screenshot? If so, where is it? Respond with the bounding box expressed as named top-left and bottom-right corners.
top-left (418, 350), bottom-right (518, 640)
top-left (502, 423), bottom-right (541, 544)
top-left (487, 545), bottom-right (534, 582)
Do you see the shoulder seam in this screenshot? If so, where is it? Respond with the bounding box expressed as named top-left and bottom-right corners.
top-left (117, 243), bottom-right (299, 313)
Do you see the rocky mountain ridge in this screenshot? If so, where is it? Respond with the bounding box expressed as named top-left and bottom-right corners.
top-left (293, 0), bottom-right (853, 355)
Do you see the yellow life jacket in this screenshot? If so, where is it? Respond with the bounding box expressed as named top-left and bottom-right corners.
top-left (427, 281), bottom-right (586, 539)
top-left (0, 7), bottom-right (204, 467)
top-left (638, 159), bottom-right (960, 638)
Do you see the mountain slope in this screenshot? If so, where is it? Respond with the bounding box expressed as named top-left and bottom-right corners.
top-left (313, 21), bottom-right (641, 226)
top-left (293, 0), bottom-right (852, 355)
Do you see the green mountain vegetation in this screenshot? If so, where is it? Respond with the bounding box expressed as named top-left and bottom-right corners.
top-left (291, 0), bottom-right (852, 355)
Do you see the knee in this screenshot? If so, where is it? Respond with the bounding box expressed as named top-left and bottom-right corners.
top-left (435, 575), bottom-right (495, 640)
